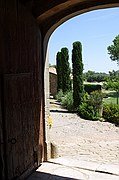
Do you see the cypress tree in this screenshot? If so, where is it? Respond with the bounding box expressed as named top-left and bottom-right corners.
top-left (72, 41), bottom-right (84, 108)
top-left (56, 51), bottom-right (63, 91)
top-left (61, 47), bottom-right (71, 93)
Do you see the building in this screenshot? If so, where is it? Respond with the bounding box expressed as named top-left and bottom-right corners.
top-left (49, 67), bottom-right (57, 97)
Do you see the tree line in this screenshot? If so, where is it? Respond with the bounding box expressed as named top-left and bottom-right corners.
top-left (84, 70), bottom-right (119, 82)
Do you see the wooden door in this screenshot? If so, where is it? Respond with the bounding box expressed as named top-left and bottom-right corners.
top-left (3, 73), bottom-right (40, 179)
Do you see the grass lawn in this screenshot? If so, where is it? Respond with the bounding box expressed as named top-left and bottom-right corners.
top-left (103, 91), bottom-right (119, 104)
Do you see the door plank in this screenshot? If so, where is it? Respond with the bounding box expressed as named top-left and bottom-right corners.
top-left (3, 73), bottom-right (37, 179)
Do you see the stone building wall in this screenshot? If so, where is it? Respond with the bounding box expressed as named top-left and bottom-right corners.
top-left (49, 72), bottom-right (57, 97)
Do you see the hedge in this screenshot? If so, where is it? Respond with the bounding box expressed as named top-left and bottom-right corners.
top-left (84, 84), bottom-right (102, 94)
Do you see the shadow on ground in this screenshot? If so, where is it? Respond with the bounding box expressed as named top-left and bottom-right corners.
top-left (27, 171), bottom-right (80, 180)
top-left (50, 109), bottom-right (68, 113)
top-left (50, 101), bottom-right (61, 105)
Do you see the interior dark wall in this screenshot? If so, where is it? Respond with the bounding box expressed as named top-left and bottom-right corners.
top-left (0, 0), bottom-right (44, 179)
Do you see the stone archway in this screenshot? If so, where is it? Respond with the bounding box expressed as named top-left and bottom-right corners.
top-left (35, 1), bottom-right (119, 38)
top-left (0, 1), bottom-right (119, 179)
top-left (37, 0), bottom-right (119, 160)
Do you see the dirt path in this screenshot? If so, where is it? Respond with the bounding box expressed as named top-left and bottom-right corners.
top-left (49, 99), bottom-right (119, 164)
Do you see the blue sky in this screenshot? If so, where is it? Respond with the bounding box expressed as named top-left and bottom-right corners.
top-left (48, 7), bottom-right (119, 73)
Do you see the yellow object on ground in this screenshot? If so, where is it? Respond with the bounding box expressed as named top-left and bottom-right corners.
top-left (48, 116), bottom-right (52, 128)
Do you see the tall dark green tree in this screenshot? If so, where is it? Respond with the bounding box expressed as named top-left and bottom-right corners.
top-left (56, 51), bottom-right (63, 91)
top-left (61, 47), bottom-right (71, 93)
top-left (72, 41), bottom-right (84, 108)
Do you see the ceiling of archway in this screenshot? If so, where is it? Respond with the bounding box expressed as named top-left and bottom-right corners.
top-left (21, 0), bottom-right (119, 35)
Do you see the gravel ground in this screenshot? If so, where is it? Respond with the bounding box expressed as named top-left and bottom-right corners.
top-left (49, 99), bottom-right (119, 164)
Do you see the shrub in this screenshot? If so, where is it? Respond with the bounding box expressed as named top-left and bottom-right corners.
top-left (78, 102), bottom-right (99, 120)
top-left (103, 103), bottom-right (119, 125)
top-left (89, 90), bottom-right (104, 116)
top-left (55, 90), bottom-right (64, 101)
top-left (84, 84), bottom-right (101, 94)
top-left (61, 91), bottom-right (74, 111)
top-left (78, 91), bottom-right (102, 120)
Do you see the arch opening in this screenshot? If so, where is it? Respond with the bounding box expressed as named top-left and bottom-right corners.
top-left (45, 5), bottom-right (116, 163)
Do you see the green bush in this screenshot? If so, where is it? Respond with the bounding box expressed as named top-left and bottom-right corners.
top-left (78, 103), bottom-right (99, 120)
top-left (55, 90), bottom-right (64, 101)
top-left (103, 103), bottom-right (119, 125)
top-left (84, 84), bottom-right (101, 94)
top-left (78, 91), bottom-right (102, 120)
top-left (89, 90), bottom-right (104, 116)
top-left (61, 91), bottom-right (74, 111)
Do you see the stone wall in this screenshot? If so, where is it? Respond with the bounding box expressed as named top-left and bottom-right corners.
top-left (49, 72), bottom-right (57, 97)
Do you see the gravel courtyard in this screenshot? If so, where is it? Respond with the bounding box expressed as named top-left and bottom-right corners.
top-left (49, 99), bottom-right (119, 165)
